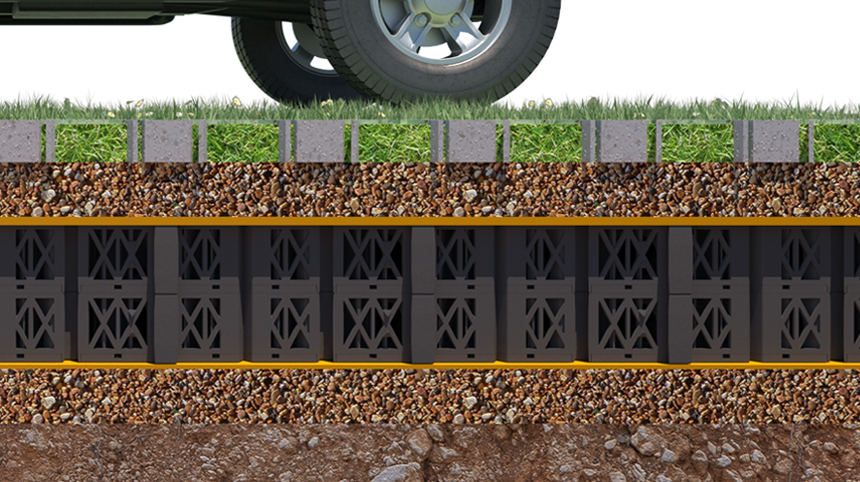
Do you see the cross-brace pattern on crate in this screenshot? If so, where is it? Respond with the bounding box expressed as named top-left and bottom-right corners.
top-left (597, 229), bottom-right (658, 280)
top-left (526, 229), bottom-right (566, 280)
top-left (14, 297), bottom-right (59, 350)
top-left (180, 229), bottom-right (223, 280)
top-left (341, 297), bottom-right (404, 351)
top-left (87, 229), bottom-right (149, 280)
top-left (694, 229), bottom-right (731, 280)
top-left (15, 229), bottom-right (57, 281)
top-left (782, 229), bottom-right (822, 280)
top-left (179, 297), bottom-right (223, 350)
top-left (343, 229), bottom-right (404, 280)
top-left (692, 297), bottom-right (733, 350)
top-left (596, 297), bottom-right (659, 352)
top-left (243, 227), bottom-right (322, 362)
top-left (524, 297), bottom-right (567, 350)
top-left (85, 297), bottom-right (148, 350)
top-left (780, 297), bottom-right (824, 351)
top-left (1, 224), bottom-right (858, 364)
top-left (269, 297), bottom-right (313, 350)
top-left (436, 297), bottom-right (478, 350)
top-left (437, 229), bottom-right (477, 280)
top-left (271, 229), bottom-right (311, 280)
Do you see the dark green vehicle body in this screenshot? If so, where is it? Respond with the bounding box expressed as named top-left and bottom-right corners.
top-left (0, 0), bottom-right (317, 25)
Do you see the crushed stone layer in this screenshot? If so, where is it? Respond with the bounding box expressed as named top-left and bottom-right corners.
top-left (0, 162), bottom-right (857, 217)
top-left (1, 423), bottom-right (858, 482)
top-left (1, 369), bottom-right (859, 426)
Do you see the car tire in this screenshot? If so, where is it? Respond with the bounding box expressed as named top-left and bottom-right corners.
top-left (231, 17), bottom-right (365, 105)
top-left (308, 0), bottom-right (561, 104)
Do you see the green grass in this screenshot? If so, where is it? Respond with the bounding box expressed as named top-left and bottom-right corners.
top-left (5, 91), bottom-right (860, 121)
top-left (509, 122), bottom-right (582, 162)
top-left (350, 123), bottom-right (432, 163)
top-left (205, 122), bottom-right (280, 163)
top-left (810, 124), bottom-right (860, 162)
top-left (1, 92), bottom-right (858, 163)
top-left (54, 123), bottom-right (128, 164)
top-left (648, 122), bottom-right (735, 163)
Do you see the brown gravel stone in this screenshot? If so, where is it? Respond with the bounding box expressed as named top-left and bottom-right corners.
top-left (0, 368), bottom-right (859, 425)
top-left (0, 162), bottom-right (857, 218)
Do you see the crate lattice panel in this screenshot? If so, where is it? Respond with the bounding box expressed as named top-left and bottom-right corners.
top-left (597, 229), bottom-right (659, 281)
top-left (180, 229), bottom-right (222, 281)
top-left (87, 229), bottom-right (149, 281)
top-left (15, 229), bottom-right (57, 281)
top-left (269, 297), bottom-right (313, 350)
top-left (340, 296), bottom-right (404, 352)
top-left (85, 297), bottom-right (149, 350)
top-left (271, 229), bottom-right (311, 281)
top-left (343, 229), bottom-right (404, 281)
top-left (781, 229), bottom-right (822, 281)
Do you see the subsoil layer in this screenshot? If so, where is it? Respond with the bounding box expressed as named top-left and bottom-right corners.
top-left (2, 423), bottom-right (859, 482)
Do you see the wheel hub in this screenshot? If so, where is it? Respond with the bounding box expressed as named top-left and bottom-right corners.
top-left (281, 22), bottom-right (335, 75)
top-left (292, 23), bottom-right (325, 58)
top-left (374, 0), bottom-right (511, 65)
top-left (407, 0), bottom-right (471, 28)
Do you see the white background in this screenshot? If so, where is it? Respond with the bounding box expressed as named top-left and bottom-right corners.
top-left (0, 0), bottom-right (859, 112)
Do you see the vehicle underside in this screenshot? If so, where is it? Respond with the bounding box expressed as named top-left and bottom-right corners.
top-left (0, 1), bottom-right (318, 25)
top-left (0, 0), bottom-right (487, 25)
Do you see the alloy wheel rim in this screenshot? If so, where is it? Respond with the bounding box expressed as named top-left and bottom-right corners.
top-left (372, 0), bottom-right (512, 65)
top-left (278, 22), bottom-right (338, 76)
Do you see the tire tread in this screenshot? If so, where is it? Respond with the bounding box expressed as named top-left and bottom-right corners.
top-left (310, 0), bottom-right (562, 104)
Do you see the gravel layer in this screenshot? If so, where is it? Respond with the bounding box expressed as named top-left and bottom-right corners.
top-left (1, 369), bottom-right (859, 425)
top-left (0, 162), bottom-right (858, 218)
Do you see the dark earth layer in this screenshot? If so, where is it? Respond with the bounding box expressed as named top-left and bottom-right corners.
top-left (1, 422), bottom-right (857, 482)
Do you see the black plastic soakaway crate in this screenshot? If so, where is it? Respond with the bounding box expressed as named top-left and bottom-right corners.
top-left (0, 228), bottom-right (68, 362)
top-left (588, 227), bottom-right (669, 362)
